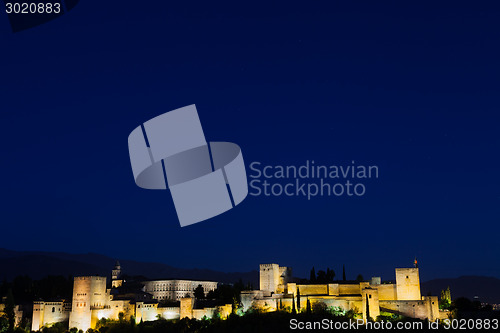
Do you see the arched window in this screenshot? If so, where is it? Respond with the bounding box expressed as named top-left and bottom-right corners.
top-left (52, 307), bottom-right (55, 312)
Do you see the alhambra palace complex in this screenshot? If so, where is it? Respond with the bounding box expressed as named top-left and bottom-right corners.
top-left (243, 263), bottom-right (447, 322)
top-left (30, 262), bottom-right (448, 331)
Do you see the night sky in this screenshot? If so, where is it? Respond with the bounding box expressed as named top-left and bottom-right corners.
top-left (1, 1), bottom-right (499, 282)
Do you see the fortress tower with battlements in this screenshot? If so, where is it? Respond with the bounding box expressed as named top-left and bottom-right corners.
top-left (395, 267), bottom-right (421, 300)
top-left (259, 263), bottom-right (291, 294)
top-left (68, 276), bottom-right (108, 331)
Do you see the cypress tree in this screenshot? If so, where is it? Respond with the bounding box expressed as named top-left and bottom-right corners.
top-left (310, 267), bottom-right (316, 282)
top-left (326, 268), bottom-right (335, 282)
top-left (306, 297), bottom-right (312, 314)
top-left (296, 287), bottom-right (301, 311)
top-left (342, 264), bottom-right (346, 281)
top-left (4, 289), bottom-right (16, 332)
top-left (366, 294), bottom-right (371, 321)
top-left (5, 289), bottom-right (15, 332)
top-left (292, 295), bottom-right (296, 314)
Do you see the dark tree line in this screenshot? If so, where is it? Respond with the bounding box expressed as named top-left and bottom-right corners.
top-left (0, 275), bottom-right (73, 303)
top-left (308, 267), bottom-right (335, 283)
top-left (196, 279), bottom-right (254, 314)
top-left (307, 265), bottom-right (365, 283)
top-left (0, 275), bottom-right (74, 332)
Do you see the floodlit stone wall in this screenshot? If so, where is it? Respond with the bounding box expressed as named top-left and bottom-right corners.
top-left (395, 268), bottom-right (421, 300)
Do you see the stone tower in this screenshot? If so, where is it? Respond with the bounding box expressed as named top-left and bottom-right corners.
top-left (362, 287), bottom-right (380, 321)
top-left (180, 297), bottom-right (195, 319)
top-left (112, 261), bottom-right (121, 280)
top-left (111, 261), bottom-right (123, 288)
top-left (68, 276), bottom-right (107, 331)
top-left (31, 301), bottom-right (44, 331)
top-left (259, 263), bottom-right (291, 294)
top-left (395, 268), bottom-right (421, 300)
top-left (259, 264), bottom-right (280, 293)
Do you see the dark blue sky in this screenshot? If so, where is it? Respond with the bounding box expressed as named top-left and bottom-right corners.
top-left (1, 1), bottom-right (499, 282)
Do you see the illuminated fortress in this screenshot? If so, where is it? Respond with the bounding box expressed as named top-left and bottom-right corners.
top-left (32, 262), bottom-right (224, 332)
top-left (242, 263), bottom-right (448, 321)
top-left (31, 261), bottom-right (448, 331)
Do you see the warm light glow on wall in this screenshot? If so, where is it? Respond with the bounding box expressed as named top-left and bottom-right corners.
top-left (96, 310), bottom-right (106, 320)
top-left (162, 310), bottom-right (179, 320)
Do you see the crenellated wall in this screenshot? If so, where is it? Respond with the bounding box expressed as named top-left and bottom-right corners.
top-left (379, 296), bottom-right (439, 321)
top-left (296, 284), bottom-right (328, 296)
top-left (376, 284), bottom-right (397, 300)
top-left (135, 302), bottom-right (159, 322)
top-left (31, 301), bottom-right (70, 331)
